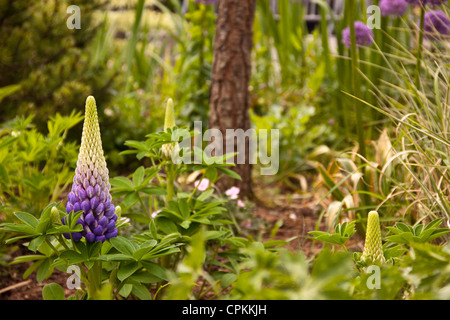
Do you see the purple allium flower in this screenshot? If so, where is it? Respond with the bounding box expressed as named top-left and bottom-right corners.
top-left (63, 96), bottom-right (118, 243)
top-left (380, 0), bottom-right (409, 16)
top-left (342, 21), bottom-right (374, 49)
top-left (405, 0), bottom-right (446, 6)
top-left (194, 0), bottom-right (219, 4)
top-left (423, 10), bottom-right (450, 38)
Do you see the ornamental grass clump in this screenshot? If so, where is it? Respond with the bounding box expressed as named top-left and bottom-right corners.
top-left (361, 211), bottom-right (385, 263)
top-left (63, 96), bottom-right (118, 243)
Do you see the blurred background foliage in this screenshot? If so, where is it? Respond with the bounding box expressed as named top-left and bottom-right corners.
top-left (1, 0), bottom-right (450, 300)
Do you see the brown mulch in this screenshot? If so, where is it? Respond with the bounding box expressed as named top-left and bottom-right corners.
top-left (0, 243), bottom-right (77, 300)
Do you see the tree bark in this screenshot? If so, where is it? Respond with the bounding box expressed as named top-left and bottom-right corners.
top-left (208, 0), bottom-right (256, 199)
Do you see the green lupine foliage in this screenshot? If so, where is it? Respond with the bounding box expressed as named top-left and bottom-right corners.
top-left (361, 211), bottom-right (385, 263)
top-left (0, 112), bottom-right (82, 216)
top-left (0, 0), bottom-right (112, 127)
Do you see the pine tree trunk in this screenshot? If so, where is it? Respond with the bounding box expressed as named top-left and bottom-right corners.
top-left (208, 0), bottom-right (256, 198)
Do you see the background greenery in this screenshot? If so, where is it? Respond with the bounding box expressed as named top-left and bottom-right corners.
top-left (1, 0), bottom-right (450, 300)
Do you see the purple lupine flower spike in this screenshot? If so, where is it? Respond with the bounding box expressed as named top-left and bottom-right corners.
top-left (63, 96), bottom-right (119, 243)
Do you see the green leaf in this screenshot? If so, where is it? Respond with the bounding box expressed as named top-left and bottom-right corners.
top-left (117, 261), bottom-right (141, 281)
top-left (140, 187), bottom-right (167, 195)
top-left (28, 235), bottom-right (46, 252)
top-left (87, 241), bottom-right (102, 259)
top-left (11, 255), bottom-right (47, 265)
top-left (1, 223), bottom-right (37, 235)
top-left (110, 236), bottom-right (136, 257)
top-left (110, 177), bottom-right (135, 190)
top-left (396, 222), bottom-right (411, 233)
top-left (180, 220), bottom-right (191, 229)
top-left (205, 166), bottom-right (218, 182)
top-left (178, 198), bottom-right (190, 219)
top-left (221, 273), bottom-right (236, 289)
top-left (36, 258), bottom-right (53, 283)
top-left (14, 212), bottom-right (39, 228)
top-left (69, 211), bottom-right (84, 230)
top-left (427, 229), bottom-right (450, 241)
top-left (36, 206), bottom-right (54, 234)
top-left (119, 283), bottom-right (133, 298)
top-left (129, 271), bottom-right (162, 284)
top-left (386, 235), bottom-right (408, 244)
top-left (23, 260), bottom-right (43, 280)
top-left (60, 250), bottom-right (86, 265)
top-left (42, 283), bottom-right (65, 300)
top-left (414, 224), bottom-right (424, 236)
top-left (122, 191), bottom-right (140, 208)
top-left (197, 189), bottom-right (214, 202)
top-left (156, 217), bottom-right (178, 234)
top-left (98, 253), bottom-right (132, 261)
top-left (131, 283), bottom-right (152, 300)
top-left (133, 166), bottom-right (145, 187)
top-left (140, 261), bottom-right (169, 281)
top-left (217, 167), bottom-right (241, 180)
top-left (0, 84), bottom-right (21, 103)
top-left (423, 218), bottom-right (444, 231)
top-left (0, 164), bottom-right (9, 184)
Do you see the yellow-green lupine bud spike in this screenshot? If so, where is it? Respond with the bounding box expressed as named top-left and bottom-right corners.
top-left (164, 98), bottom-right (175, 132)
top-left (361, 211), bottom-right (385, 263)
top-left (78, 96), bottom-right (109, 185)
top-left (162, 98), bottom-right (179, 160)
top-left (51, 206), bottom-right (60, 223)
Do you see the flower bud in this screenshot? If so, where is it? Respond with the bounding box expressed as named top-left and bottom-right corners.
top-left (361, 211), bottom-right (385, 263)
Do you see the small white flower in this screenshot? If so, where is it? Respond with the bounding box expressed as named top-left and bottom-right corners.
top-left (151, 210), bottom-right (161, 219)
top-left (194, 178), bottom-right (210, 192)
top-left (225, 186), bottom-right (240, 200)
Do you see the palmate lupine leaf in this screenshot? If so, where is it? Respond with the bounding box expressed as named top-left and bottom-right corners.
top-left (62, 96), bottom-right (119, 243)
top-left (386, 218), bottom-right (450, 245)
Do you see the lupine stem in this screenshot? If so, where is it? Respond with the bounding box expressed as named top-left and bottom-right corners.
top-left (165, 163), bottom-right (175, 203)
top-left (87, 260), bottom-right (102, 298)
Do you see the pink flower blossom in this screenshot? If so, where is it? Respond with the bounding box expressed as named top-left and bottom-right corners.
top-left (237, 200), bottom-right (245, 208)
top-left (225, 186), bottom-right (240, 200)
top-left (194, 178), bottom-right (210, 191)
top-left (151, 209), bottom-right (161, 219)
